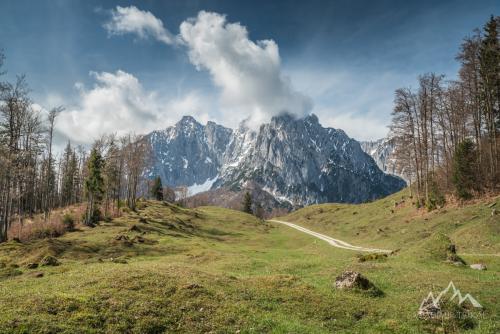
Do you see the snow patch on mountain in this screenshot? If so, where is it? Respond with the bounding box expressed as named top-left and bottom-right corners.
top-left (188, 175), bottom-right (219, 196)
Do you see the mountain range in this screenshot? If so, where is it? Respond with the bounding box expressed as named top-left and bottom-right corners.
top-left (145, 114), bottom-right (406, 211)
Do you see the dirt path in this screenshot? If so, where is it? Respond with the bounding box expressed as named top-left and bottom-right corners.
top-left (269, 220), bottom-right (392, 253)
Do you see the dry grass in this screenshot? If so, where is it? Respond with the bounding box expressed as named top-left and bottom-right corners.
top-left (7, 204), bottom-right (86, 242)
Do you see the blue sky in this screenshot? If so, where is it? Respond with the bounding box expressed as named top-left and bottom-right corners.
top-left (0, 0), bottom-right (497, 146)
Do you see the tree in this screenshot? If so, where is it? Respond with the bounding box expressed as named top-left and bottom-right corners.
top-left (452, 139), bottom-right (477, 200)
top-left (60, 141), bottom-right (78, 206)
top-left (43, 106), bottom-right (63, 220)
top-left (242, 191), bottom-right (253, 214)
top-left (163, 186), bottom-right (176, 202)
top-left (123, 134), bottom-right (150, 211)
top-left (151, 176), bottom-right (163, 201)
top-left (478, 16), bottom-right (500, 185)
top-left (84, 148), bottom-right (105, 226)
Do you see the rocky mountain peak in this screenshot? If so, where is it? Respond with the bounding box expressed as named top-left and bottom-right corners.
top-left (146, 115), bottom-right (406, 207)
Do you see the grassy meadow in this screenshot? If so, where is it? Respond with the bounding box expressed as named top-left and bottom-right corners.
top-left (0, 191), bottom-right (499, 333)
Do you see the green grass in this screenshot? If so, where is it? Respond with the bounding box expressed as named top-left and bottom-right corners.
top-left (0, 194), bottom-right (498, 333)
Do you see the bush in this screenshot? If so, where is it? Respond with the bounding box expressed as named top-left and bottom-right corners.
top-left (61, 214), bottom-right (75, 231)
top-left (84, 208), bottom-right (101, 226)
top-left (426, 176), bottom-right (445, 211)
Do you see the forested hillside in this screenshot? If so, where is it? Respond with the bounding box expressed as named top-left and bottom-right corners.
top-left (389, 16), bottom-right (499, 208)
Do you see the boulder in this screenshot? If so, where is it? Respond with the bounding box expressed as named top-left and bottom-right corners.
top-left (31, 271), bottom-right (44, 278)
top-left (39, 256), bottom-right (60, 267)
top-left (335, 271), bottom-right (374, 290)
top-left (470, 263), bottom-right (487, 270)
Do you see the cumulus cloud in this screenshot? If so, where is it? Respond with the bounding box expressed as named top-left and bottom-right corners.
top-left (104, 6), bottom-right (177, 45)
top-left (178, 11), bottom-right (312, 126)
top-left (103, 8), bottom-right (312, 127)
top-left (56, 70), bottom-right (210, 145)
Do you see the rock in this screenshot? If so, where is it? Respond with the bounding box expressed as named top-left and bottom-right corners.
top-left (25, 263), bottom-right (38, 269)
top-left (418, 295), bottom-right (441, 319)
top-left (39, 256), bottom-right (60, 267)
top-left (335, 271), bottom-right (374, 290)
top-left (114, 234), bottom-right (129, 241)
top-left (446, 244), bottom-right (466, 265)
top-left (470, 263), bottom-right (487, 270)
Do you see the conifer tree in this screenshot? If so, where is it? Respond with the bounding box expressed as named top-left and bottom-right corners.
top-left (84, 148), bottom-right (105, 226)
top-left (151, 176), bottom-right (163, 201)
top-left (242, 191), bottom-right (253, 214)
top-left (452, 139), bottom-right (477, 200)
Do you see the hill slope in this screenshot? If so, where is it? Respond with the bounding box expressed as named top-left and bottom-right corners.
top-left (0, 196), bottom-right (498, 333)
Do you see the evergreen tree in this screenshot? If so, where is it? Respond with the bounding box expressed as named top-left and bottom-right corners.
top-left (84, 148), bottom-right (105, 226)
top-left (242, 191), bottom-right (253, 214)
top-left (60, 141), bottom-right (77, 206)
top-left (479, 16), bottom-right (500, 182)
top-left (151, 176), bottom-right (163, 201)
top-left (452, 139), bottom-right (477, 200)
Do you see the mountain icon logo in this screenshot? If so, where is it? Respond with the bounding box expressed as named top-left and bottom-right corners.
top-left (420, 281), bottom-right (482, 310)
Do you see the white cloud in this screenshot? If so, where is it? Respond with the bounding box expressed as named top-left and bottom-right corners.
top-left (179, 11), bottom-right (312, 127)
top-left (104, 6), bottom-right (176, 45)
top-left (99, 7), bottom-right (396, 140)
top-left (288, 67), bottom-right (404, 141)
top-left (56, 70), bottom-right (210, 145)
top-left (103, 8), bottom-right (312, 128)
top-left (320, 111), bottom-right (390, 141)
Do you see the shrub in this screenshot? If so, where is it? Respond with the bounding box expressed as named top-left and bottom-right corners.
top-left (62, 214), bottom-right (75, 231)
top-left (84, 208), bottom-right (101, 226)
top-left (426, 177), bottom-right (446, 211)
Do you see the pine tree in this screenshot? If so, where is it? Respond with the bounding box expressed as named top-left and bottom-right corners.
top-left (479, 16), bottom-right (500, 184)
top-left (242, 191), bottom-right (253, 214)
top-left (60, 141), bottom-right (77, 206)
top-left (452, 139), bottom-right (477, 200)
top-left (84, 148), bottom-right (105, 226)
top-left (151, 176), bottom-right (163, 201)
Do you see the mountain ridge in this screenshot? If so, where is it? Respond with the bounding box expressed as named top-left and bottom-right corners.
top-left (145, 114), bottom-right (406, 208)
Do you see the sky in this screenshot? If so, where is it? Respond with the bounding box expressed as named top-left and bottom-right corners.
top-left (0, 0), bottom-right (498, 149)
